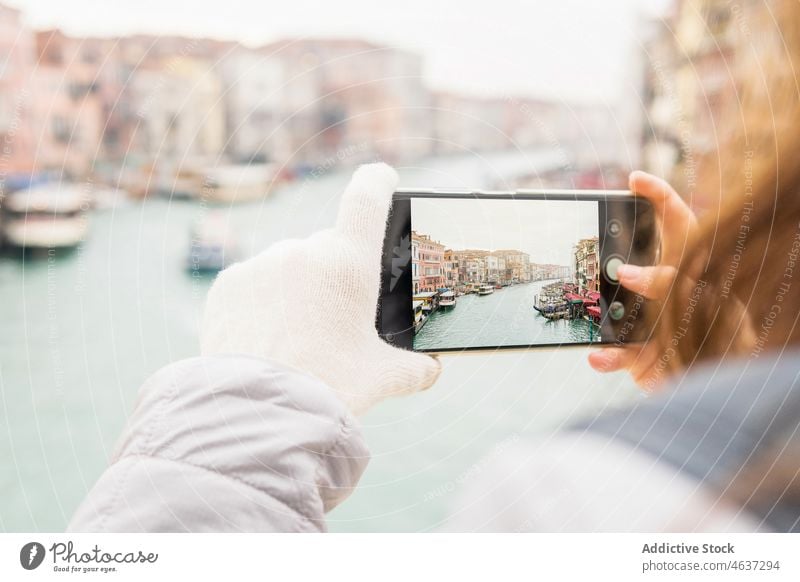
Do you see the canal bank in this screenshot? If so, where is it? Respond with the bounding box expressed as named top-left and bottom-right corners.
top-left (414, 281), bottom-right (598, 351)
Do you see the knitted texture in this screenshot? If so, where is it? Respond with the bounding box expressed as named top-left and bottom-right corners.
top-left (201, 163), bottom-right (441, 415)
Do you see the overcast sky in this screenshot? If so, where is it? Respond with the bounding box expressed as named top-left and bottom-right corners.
top-left (411, 198), bottom-right (597, 265)
top-left (6, 0), bottom-right (673, 103)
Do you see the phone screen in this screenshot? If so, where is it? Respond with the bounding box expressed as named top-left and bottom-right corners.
top-left (410, 197), bottom-right (600, 350)
top-left (379, 191), bottom-right (656, 353)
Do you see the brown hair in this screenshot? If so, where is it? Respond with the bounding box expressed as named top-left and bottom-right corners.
top-left (658, 0), bottom-right (800, 375)
top-left (655, 0), bottom-right (800, 520)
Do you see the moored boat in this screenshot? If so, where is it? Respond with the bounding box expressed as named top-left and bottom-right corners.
top-left (2, 183), bottom-right (89, 249)
top-left (187, 212), bottom-right (239, 272)
top-left (478, 284), bottom-right (494, 296)
top-left (438, 289), bottom-right (456, 309)
top-left (159, 162), bottom-right (281, 202)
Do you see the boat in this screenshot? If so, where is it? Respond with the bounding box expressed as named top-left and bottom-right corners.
top-left (438, 289), bottom-right (456, 309)
top-left (533, 301), bottom-right (568, 314)
top-left (478, 284), bottom-right (494, 296)
top-left (542, 309), bottom-right (571, 320)
top-left (89, 185), bottom-right (131, 210)
top-left (412, 300), bottom-right (426, 333)
top-left (201, 164), bottom-right (279, 203)
top-left (187, 212), bottom-right (239, 272)
top-left (161, 162), bottom-right (281, 203)
top-left (2, 183), bottom-right (89, 249)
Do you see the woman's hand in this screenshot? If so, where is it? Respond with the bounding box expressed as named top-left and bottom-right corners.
top-left (201, 163), bottom-right (441, 415)
top-left (588, 171), bottom-right (698, 388)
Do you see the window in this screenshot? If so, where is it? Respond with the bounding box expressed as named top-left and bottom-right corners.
top-left (51, 116), bottom-right (72, 144)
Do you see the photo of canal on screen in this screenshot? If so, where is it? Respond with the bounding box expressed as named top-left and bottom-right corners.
top-left (413, 279), bottom-right (598, 350)
top-left (409, 196), bottom-right (602, 351)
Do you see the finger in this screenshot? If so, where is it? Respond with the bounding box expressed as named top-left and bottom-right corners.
top-left (376, 343), bottom-right (441, 398)
top-left (629, 344), bottom-right (667, 390)
top-left (629, 171), bottom-right (697, 265)
top-left (616, 264), bottom-right (677, 300)
top-left (336, 163), bottom-right (399, 253)
top-left (589, 344), bottom-right (662, 388)
top-left (588, 347), bottom-right (637, 373)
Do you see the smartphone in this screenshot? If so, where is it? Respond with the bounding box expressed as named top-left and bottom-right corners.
top-left (377, 188), bottom-right (658, 353)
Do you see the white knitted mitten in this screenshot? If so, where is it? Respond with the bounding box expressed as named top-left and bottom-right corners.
top-left (201, 163), bottom-right (441, 416)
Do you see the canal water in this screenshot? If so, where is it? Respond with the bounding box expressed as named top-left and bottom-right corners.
top-left (0, 151), bottom-right (639, 532)
top-left (414, 281), bottom-right (598, 351)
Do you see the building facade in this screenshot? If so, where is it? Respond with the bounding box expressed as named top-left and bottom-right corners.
top-left (412, 231), bottom-right (445, 292)
top-left (574, 237), bottom-right (600, 293)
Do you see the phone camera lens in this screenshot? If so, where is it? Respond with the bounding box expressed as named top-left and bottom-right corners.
top-left (609, 301), bottom-right (626, 321)
top-left (607, 219), bottom-right (623, 238)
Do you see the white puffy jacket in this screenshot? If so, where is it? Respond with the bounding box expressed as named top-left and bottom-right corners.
top-left (69, 351), bottom-right (800, 532)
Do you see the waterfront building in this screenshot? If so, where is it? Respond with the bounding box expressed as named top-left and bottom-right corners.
top-left (412, 231), bottom-right (445, 292)
top-left (491, 250), bottom-right (531, 283)
top-left (443, 249), bottom-right (460, 289)
top-left (411, 235), bottom-right (420, 295)
top-left (217, 48), bottom-right (289, 163)
top-left (0, 4), bottom-right (35, 177)
top-left (466, 258), bottom-right (486, 285)
top-left (574, 237), bottom-right (600, 293)
top-left (258, 38), bottom-right (433, 164)
top-left (529, 263), bottom-right (570, 281)
top-left (485, 254), bottom-right (506, 284)
top-left (430, 92), bottom-right (561, 156)
top-left (130, 56), bottom-right (226, 162)
top-left (31, 29), bottom-right (106, 178)
top-left (0, 3), bottom-right (650, 189)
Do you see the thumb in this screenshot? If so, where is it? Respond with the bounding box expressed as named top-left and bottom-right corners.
top-left (374, 342), bottom-right (442, 399)
top-left (336, 163), bottom-right (398, 255)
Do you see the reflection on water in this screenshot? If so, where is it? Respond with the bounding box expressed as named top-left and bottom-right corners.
top-left (414, 281), bottom-right (597, 350)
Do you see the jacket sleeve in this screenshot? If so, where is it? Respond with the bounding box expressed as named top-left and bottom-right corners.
top-left (67, 356), bottom-right (369, 532)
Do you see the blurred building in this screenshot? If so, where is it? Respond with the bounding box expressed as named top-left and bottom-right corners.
top-left (0, 3), bottom-right (36, 181)
top-left (431, 93), bottom-right (561, 155)
top-left (31, 30), bottom-right (106, 178)
top-left (641, 0), bottom-right (757, 206)
top-left (0, 1), bottom-right (654, 187)
top-left (130, 56), bottom-right (226, 162)
top-left (259, 39), bottom-right (432, 165)
top-left (217, 48), bottom-right (290, 163)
